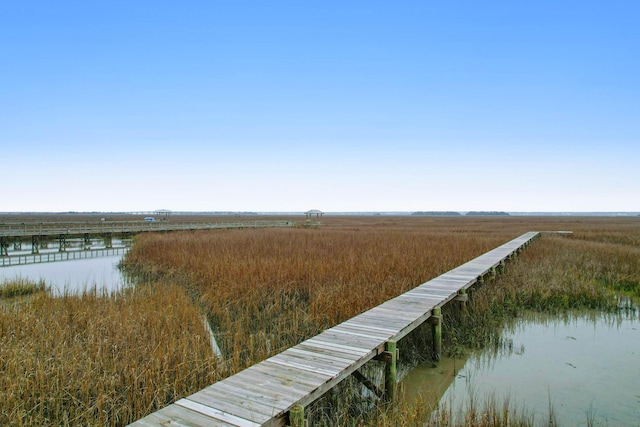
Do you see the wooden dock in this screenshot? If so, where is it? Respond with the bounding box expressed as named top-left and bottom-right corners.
top-left (0, 220), bottom-right (295, 239)
top-left (128, 231), bottom-right (540, 427)
top-left (0, 220), bottom-right (295, 257)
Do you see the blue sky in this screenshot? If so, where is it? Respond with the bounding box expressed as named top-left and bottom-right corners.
top-left (2, 1), bottom-right (638, 212)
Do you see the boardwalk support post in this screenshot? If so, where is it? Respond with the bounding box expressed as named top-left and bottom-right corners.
top-left (0, 237), bottom-right (8, 257)
top-left (430, 306), bottom-right (442, 361)
top-left (383, 340), bottom-right (397, 402)
top-left (83, 233), bottom-right (91, 250)
top-left (498, 259), bottom-right (506, 273)
top-left (289, 404), bottom-right (305, 427)
top-left (58, 234), bottom-right (66, 252)
top-left (455, 288), bottom-right (468, 313)
top-left (31, 235), bottom-right (40, 254)
top-left (104, 233), bottom-right (113, 249)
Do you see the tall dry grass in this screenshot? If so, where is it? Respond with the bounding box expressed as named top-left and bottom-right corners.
top-left (0, 284), bottom-right (216, 426)
top-left (121, 220), bottom-right (518, 373)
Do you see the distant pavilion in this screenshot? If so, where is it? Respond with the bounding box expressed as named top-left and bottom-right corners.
top-left (304, 209), bottom-right (324, 222)
top-left (154, 209), bottom-right (172, 221)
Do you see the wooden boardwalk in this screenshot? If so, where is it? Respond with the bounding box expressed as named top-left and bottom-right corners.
top-left (128, 231), bottom-right (539, 427)
top-left (0, 220), bottom-right (295, 239)
top-left (0, 220), bottom-right (295, 257)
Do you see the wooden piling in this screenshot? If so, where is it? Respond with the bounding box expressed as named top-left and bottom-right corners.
top-left (83, 233), bottom-right (91, 250)
top-left (289, 404), bottom-right (305, 427)
top-left (477, 274), bottom-right (484, 285)
top-left (31, 235), bottom-right (39, 254)
top-left (384, 340), bottom-right (397, 402)
top-left (431, 307), bottom-right (442, 361)
top-left (105, 233), bottom-right (113, 249)
top-left (0, 237), bottom-right (8, 256)
top-left (498, 259), bottom-right (506, 273)
top-left (456, 288), bottom-right (468, 314)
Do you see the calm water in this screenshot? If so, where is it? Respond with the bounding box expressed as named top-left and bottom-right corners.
top-left (401, 311), bottom-right (640, 426)
top-left (0, 254), bottom-right (129, 295)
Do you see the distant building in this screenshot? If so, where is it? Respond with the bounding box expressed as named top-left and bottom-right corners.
top-left (154, 209), bottom-right (172, 221)
top-left (304, 209), bottom-right (324, 222)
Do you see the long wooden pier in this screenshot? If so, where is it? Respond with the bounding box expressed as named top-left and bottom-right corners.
top-left (128, 231), bottom-right (540, 427)
top-left (0, 220), bottom-right (295, 239)
top-left (0, 220), bottom-right (295, 257)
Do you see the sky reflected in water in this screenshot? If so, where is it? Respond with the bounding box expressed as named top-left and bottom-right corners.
top-left (0, 254), bottom-right (127, 295)
top-left (401, 311), bottom-right (640, 426)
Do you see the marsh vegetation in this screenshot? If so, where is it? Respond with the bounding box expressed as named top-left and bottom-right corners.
top-left (1, 215), bottom-right (638, 426)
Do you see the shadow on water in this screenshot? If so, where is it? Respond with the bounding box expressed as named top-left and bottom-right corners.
top-left (400, 309), bottom-right (640, 426)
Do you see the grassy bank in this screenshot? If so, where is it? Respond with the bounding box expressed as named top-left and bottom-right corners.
top-left (0, 284), bottom-right (215, 426)
top-left (0, 279), bottom-right (46, 299)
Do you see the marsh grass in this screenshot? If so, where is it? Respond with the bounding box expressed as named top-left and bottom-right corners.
top-left (121, 224), bottom-right (513, 375)
top-left (0, 282), bottom-right (216, 426)
top-left (1, 215), bottom-right (639, 425)
top-left (0, 278), bottom-right (46, 299)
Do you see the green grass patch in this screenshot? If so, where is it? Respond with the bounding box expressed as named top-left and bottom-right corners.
top-left (0, 279), bottom-right (46, 299)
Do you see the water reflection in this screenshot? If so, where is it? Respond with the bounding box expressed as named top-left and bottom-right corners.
top-left (0, 254), bottom-right (129, 295)
top-left (400, 310), bottom-right (640, 426)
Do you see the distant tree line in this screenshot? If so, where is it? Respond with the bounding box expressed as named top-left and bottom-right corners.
top-left (411, 211), bottom-right (462, 216)
top-left (465, 211), bottom-right (510, 216)
top-left (412, 211), bottom-right (510, 216)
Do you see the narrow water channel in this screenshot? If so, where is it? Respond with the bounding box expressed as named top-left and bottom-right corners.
top-left (400, 310), bottom-right (640, 426)
top-left (0, 252), bottom-right (226, 362)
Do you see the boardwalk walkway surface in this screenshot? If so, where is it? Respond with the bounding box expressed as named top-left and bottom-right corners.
top-left (129, 231), bottom-right (540, 427)
top-left (0, 220), bottom-right (295, 238)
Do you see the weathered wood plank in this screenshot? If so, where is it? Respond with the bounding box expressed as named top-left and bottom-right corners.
top-left (331, 323), bottom-right (395, 340)
top-left (312, 330), bottom-right (386, 350)
top-left (339, 319), bottom-right (398, 334)
top-left (196, 383), bottom-right (288, 418)
top-left (214, 376), bottom-right (301, 412)
top-left (257, 360), bottom-right (333, 388)
top-left (285, 347), bottom-right (359, 365)
top-left (176, 398), bottom-right (262, 427)
top-left (329, 325), bottom-right (391, 341)
top-left (302, 337), bottom-right (373, 358)
top-left (344, 316), bottom-right (411, 332)
top-left (152, 403), bottom-right (239, 427)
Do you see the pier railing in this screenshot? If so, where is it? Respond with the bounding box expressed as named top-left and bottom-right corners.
top-left (0, 247), bottom-right (130, 267)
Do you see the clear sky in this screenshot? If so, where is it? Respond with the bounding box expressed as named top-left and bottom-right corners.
top-left (2, 1), bottom-right (638, 212)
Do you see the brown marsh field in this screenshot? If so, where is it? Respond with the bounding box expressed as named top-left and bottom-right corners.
top-left (1, 215), bottom-right (639, 426)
